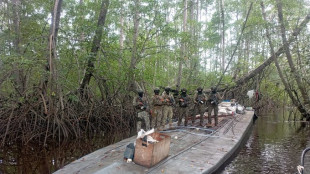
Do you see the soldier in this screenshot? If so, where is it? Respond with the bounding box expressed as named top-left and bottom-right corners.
top-left (133, 89), bottom-right (150, 132)
top-left (178, 88), bottom-right (191, 126)
top-left (151, 87), bottom-right (164, 130)
top-left (162, 87), bottom-right (175, 128)
top-left (207, 87), bottom-right (222, 126)
top-left (193, 87), bottom-right (206, 126)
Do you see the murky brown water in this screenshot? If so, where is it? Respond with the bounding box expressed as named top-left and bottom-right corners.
top-left (221, 110), bottom-right (310, 174)
top-left (0, 131), bottom-right (129, 173)
top-left (1, 110), bottom-right (309, 174)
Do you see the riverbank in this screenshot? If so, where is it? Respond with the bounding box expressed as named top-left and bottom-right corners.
top-left (54, 111), bottom-right (254, 174)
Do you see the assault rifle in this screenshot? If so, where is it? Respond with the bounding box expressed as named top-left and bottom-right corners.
top-left (208, 89), bottom-right (227, 105)
top-left (210, 93), bottom-right (218, 105)
top-left (170, 95), bottom-right (176, 106)
top-left (179, 96), bottom-right (188, 107)
top-left (196, 95), bottom-right (204, 104)
top-left (137, 96), bottom-right (148, 110)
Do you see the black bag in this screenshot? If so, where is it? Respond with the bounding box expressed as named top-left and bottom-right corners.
top-left (124, 143), bottom-right (135, 160)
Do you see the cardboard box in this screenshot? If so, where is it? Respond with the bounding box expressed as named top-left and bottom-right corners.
top-left (134, 132), bottom-right (171, 168)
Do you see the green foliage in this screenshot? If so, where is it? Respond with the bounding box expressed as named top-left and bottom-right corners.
top-left (0, 0), bottom-right (309, 107)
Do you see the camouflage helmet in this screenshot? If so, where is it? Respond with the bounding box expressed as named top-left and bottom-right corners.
top-left (197, 87), bottom-right (203, 91)
top-left (165, 86), bottom-right (171, 91)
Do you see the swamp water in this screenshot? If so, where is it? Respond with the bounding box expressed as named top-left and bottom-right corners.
top-left (0, 131), bottom-right (129, 173)
top-left (1, 110), bottom-right (309, 174)
top-left (221, 110), bottom-right (310, 174)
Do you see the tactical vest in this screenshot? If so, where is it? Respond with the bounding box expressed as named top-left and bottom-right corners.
top-left (209, 93), bottom-right (218, 105)
top-left (136, 97), bottom-right (147, 110)
top-left (179, 95), bottom-right (188, 107)
top-left (196, 94), bottom-right (205, 104)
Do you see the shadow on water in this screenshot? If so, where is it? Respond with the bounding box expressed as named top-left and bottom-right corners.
top-left (0, 130), bottom-right (132, 174)
top-left (221, 110), bottom-right (310, 174)
top-left (1, 110), bottom-right (309, 174)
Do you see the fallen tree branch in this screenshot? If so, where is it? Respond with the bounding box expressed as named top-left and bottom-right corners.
top-left (235, 12), bottom-right (310, 86)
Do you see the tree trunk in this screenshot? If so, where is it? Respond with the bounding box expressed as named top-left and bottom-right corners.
top-left (260, 1), bottom-right (308, 117)
top-left (11, 0), bottom-right (20, 54)
top-left (217, 2), bottom-right (253, 87)
top-left (176, 0), bottom-right (187, 91)
top-left (219, 0), bottom-right (225, 72)
top-left (118, 1), bottom-right (124, 76)
top-left (11, 0), bottom-right (26, 95)
top-left (40, 0), bottom-right (63, 115)
top-left (47, 0), bottom-right (62, 79)
top-left (119, 10), bottom-right (124, 50)
top-left (79, 0), bottom-right (109, 96)
top-left (185, 0), bottom-right (194, 87)
top-left (127, 0), bottom-right (140, 92)
top-left (235, 11), bottom-right (310, 86)
top-left (276, 0), bottom-right (310, 109)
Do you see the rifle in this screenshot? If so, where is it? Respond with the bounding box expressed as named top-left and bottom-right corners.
top-left (170, 95), bottom-right (176, 106)
top-left (159, 86), bottom-right (178, 106)
top-left (210, 93), bottom-right (218, 105)
top-left (196, 94), bottom-right (205, 104)
top-left (137, 96), bottom-right (148, 110)
top-left (179, 95), bottom-right (188, 107)
top-left (209, 89), bottom-right (227, 105)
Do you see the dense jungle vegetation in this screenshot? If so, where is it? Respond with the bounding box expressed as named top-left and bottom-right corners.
top-left (0, 0), bottom-right (310, 166)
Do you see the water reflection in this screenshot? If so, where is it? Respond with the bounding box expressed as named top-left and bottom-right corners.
top-left (0, 131), bottom-right (130, 173)
top-left (221, 110), bottom-right (310, 174)
top-left (1, 111), bottom-right (309, 174)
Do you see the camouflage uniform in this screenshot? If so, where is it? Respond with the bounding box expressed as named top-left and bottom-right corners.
top-left (133, 93), bottom-right (150, 132)
top-left (178, 89), bottom-right (191, 126)
top-left (162, 90), bottom-right (175, 128)
top-left (207, 89), bottom-right (221, 126)
top-left (193, 88), bottom-right (206, 126)
top-left (151, 92), bottom-right (164, 129)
